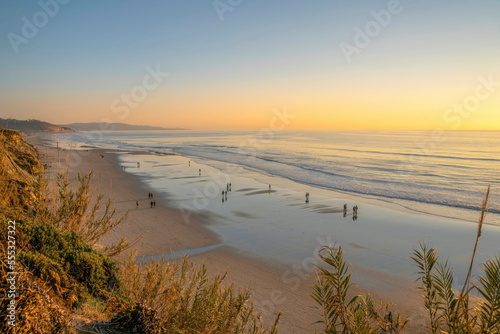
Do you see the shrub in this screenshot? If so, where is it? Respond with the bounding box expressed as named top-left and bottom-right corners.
top-left (313, 244), bottom-right (408, 333)
top-left (118, 252), bottom-right (281, 334)
top-left (411, 186), bottom-right (500, 333)
top-left (18, 223), bottom-right (129, 308)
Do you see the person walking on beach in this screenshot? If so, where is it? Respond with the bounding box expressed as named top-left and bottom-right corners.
top-left (136, 201), bottom-right (139, 208)
top-left (148, 193), bottom-right (151, 199)
top-left (150, 201), bottom-right (153, 208)
top-left (305, 192), bottom-right (310, 203)
top-left (153, 200), bottom-right (156, 208)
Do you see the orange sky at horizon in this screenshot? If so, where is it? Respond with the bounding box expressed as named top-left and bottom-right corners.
top-left (3, 77), bottom-right (498, 131)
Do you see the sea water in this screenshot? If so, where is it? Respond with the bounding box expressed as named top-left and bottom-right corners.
top-left (53, 130), bottom-right (500, 224)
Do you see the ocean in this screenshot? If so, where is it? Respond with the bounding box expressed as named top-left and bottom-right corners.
top-left (52, 129), bottom-right (500, 224)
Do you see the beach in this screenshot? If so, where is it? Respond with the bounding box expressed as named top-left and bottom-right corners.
top-left (28, 135), bottom-right (324, 332)
top-left (27, 133), bottom-right (500, 333)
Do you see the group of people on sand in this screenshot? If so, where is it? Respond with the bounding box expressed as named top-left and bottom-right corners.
top-left (303, 192), bottom-right (361, 220)
top-left (303, 196), bottom-right (360, 220)
top-left (343, 203), bottom-right (359, 220)
top-left (136, 193), bottom-right (156, 208)
top-left (148, 193), bottom-right (156, 208)
top-left (222, 183), bottom-right (232, 202)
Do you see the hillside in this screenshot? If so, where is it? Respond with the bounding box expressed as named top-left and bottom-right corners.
top-left (0, 119), bottom-right (74, 133)
top-left (62, 122), bottom-right (186, 131)
top-left (0, 127), bottom-right (43, 210)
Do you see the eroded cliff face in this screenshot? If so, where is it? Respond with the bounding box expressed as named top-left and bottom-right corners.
top-left (0, 128), bottom-right (43, 210)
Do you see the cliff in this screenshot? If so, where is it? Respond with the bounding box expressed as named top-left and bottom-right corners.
top-left (0, 127), bottom-right (43, 210)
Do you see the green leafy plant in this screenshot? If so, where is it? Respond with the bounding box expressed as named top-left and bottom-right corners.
top-left (18, 222), bottom-right (130, 308)
top-left (34, 171), bottom-right (136, 257)
top-left (411, 186), bottom-right (500, 333)
top-left (313, 244), bottom-right (408, 333)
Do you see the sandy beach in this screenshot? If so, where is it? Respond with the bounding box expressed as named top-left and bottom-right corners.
top-left (29, 133), bottom-right (493, 333)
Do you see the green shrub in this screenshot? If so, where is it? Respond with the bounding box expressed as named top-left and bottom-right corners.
top-left (18, 223), bottom-right (128, 307)
top-left (411, 186), bottom-right (500, 333)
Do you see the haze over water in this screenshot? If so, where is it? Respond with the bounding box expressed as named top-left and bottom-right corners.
top-left (54, 130), bottom-right (500, 224)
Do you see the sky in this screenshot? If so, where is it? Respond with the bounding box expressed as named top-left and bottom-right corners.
top-left (0, 0), bottom-right (499, 130)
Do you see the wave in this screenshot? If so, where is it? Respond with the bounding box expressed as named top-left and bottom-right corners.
top-left (53, 131), bottom-right (500, 217)
top-left (316, 146), bottom-right (500, 163)
top-left (173, 146), bottom-right (500, 215)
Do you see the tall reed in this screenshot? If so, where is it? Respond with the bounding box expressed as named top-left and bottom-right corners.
top-left (313, 244), bottom-right (408, 333)
top-left (411, 187), bottom-right (500, 333)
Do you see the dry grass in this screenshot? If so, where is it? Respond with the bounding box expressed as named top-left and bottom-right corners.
top-left (0, 254), bottom-right (74, 334)
top-left (117, 251), bottom-right (281, 333)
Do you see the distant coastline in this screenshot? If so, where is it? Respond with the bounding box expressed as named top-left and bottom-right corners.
top-left (61, 122), bottom-right (188, 131)
top-left (0, 118), bottom-right (187, 133)
top-left (0, 118), bottom-right (73, 133)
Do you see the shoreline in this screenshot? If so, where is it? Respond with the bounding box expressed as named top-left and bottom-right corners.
top-left (184, 157), bottom-right (499, 227)
top-left (28, 133), bottom-right (490, 333)
top-left (40, 131), bottom-right (499, 227)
